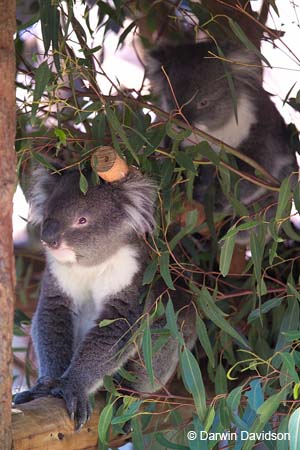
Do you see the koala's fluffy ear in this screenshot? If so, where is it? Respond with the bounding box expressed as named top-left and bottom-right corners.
top-left (28, 163), bottom-right (62, 226)
top-left (225, 47), bottom-right (261, 87)
top-left (118, 171), bottom-right (156, 235)
top-left (145, 47), bottom-right (171, 92)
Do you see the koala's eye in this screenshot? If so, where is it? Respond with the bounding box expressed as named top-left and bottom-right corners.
top-left (78, 217), bottom-right (87, 225)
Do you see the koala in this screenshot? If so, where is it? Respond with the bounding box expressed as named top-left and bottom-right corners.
top-left (147, 41), bottom-right (298, 226)
top-left (14, 165), bottom-right (196, 429)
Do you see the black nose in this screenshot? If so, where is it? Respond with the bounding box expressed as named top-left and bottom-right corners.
top-left (41, 219), bottom-right (61, 249)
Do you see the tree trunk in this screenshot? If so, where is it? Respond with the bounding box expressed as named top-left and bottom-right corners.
top-left (0, 0), bottom-right (16, 448)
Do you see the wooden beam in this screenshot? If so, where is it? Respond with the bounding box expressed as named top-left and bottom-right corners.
top-left (12, 391), bottom-right (197, 449)
top-left (12, 396), bottom-right (106, 450)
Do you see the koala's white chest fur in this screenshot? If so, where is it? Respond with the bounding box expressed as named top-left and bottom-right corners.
top-left (186, 94), bottom-right (257, 151)
top-left (48, 245), bottom-right (140, 343)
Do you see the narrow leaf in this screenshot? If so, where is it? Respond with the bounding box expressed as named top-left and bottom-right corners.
top-left (32, 61), bottom-right (52, 119)
top-left (289, 408), bottom-right (300, 450)
top-left (159, 252), bottom-right (175, 290)
top-left (195, 315), bottom-right (215, 368)
top-left (195, 286), bottom-right (249, 348)
top-left (79, 172), bottom-right (88, 194)
top-left (219, 233), bottom-right (236, 276)
top-left (142, 315), bottom-right (154, 387)
top-left (179, 346), bottom-right (206, 421)
top-left (98, 403), bottom-right (113, 443)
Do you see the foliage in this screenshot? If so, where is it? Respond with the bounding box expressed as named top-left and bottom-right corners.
top-left (15, 1), bottom-right (300, 449)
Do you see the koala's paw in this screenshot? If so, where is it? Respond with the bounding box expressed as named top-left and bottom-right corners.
top-left (14, 376), bottom-right (57, 404)
top-left (51, 378), bottom-right (92, 431)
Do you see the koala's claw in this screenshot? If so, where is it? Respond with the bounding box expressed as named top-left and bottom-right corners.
top-left (14, 376), bottom-right (57, 404)
top-left (14, 389), bottom-right (35, 404)
top-left (51, 380), bottom-right (92, 430)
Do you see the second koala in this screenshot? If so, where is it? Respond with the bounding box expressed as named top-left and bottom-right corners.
top-left (147, 41), bottom-right (298, 219)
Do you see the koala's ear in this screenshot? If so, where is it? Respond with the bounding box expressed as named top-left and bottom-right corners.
top-left (225, 47), bottom-right (261, 87)
top-left (28, 163), bottom-right (62, 225)
top-left (119, 171), bottom-right (157, 235)
top-left (145, 46), bottom-right (171, 87)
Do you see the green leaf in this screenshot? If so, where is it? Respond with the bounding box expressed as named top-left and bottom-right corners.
top-left (246, 379), bottom-right (263, 411)
top-left (248, 297), bottom-right (283, 323)
top-left (165, 299), bottom-right (184, 346)
top-left (156, 433), bottom-right (189, 450)
top-left (276, 416), bottom-right (290, 450)
top-left (275, 177), bottom-right (292, 222)
top-left (169, 210), bottom-right (199, 251)
top-left (219, 232), bottom-right (236, 277)
top-left (105, 104), bottom-right (139, 163)
top-left (117, 21), bottom-right (137, 48)
top-left (175, 152), bottom-right (197, 173)
top-left (111, 400), bottom-right (141, 424)
top-left (282, 331), bottom-right (300, 341)
top-left (280, 352), bottom-right (299, 383)
top-left (220, 221), bottom-right (258, 240)
top-left (195, 315), bottom-right (215, 368)
top-left (215, 362), bottom-right (227, 395)
top-left (289, 408), bottom-right (300, 450)
top-left (131, 417), bottom-right (144, 450)
top-left (54, 128), bottom-right (67, 146)
top-left (79, 172), bottom-right (88, 194)
top-left (195, 141), bottom-right (220, 165)
top-left (99, 318), bottom-right (120, 328)
top-left (31, 152), bottom-right (60, 173)
top-left (98, 403), bottom-right (113, 443)
top-left (142, 257), bottom-right (158, 285)
top-left (179, 346), bottom-right (206, 421)
top-left (142, 315), bottom-right (154, 388)
top-left (242, 388), bottom-right (288, 450)
top-left (31, 61), bottom-right (52, 120)
top-left (159, 252), bottom-right (175, 290)
top-left (194, 286), bottom-right (249, 348)
top-left (226, 385), bottom-right (242, 413)
top-left (228, 18), bottom-right (271, 67)
top-left (250, 232), bottom-right (265, 297)
top-left (217, 44), bottom-right (238, 122)
top-left (92, 114), bottom-right (107, 144)
top-left (39, 0), bottom-right (60, 71)
top-left (204, 406), bottom-right (215, 433)
top-left (166, 121), bottom-right (191, 141)
top-left (275, 296), bottom-right (299, 357)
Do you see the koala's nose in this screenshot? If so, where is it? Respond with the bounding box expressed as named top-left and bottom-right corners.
top-left (41, 219), bottom-right (61, 249)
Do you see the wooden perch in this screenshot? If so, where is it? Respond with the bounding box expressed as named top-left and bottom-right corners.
top-left (12, 392), bottom-right (196, 450)
top-left (92, 146), bottom-right (129, 182)
top-left (12, 396), bottom-right (106, 450)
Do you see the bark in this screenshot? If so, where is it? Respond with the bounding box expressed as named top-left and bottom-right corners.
top-left (0, 0), bottom-right (16, 448)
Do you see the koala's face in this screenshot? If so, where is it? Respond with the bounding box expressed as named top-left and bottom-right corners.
top-left (149, 42), bottom-right (260, 130)
top-left (29, 168), bottom-right (155, 266)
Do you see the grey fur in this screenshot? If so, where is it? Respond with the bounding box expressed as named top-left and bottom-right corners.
top-left (147, 41), bottom-right (298, 231)
top-left (14, 166), bottom-right (196, 429)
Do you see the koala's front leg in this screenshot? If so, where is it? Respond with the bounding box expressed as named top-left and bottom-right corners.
top-left (51, 299), bottom-right (143, 430)
top-left (14, 270), bottom-right (74, 404)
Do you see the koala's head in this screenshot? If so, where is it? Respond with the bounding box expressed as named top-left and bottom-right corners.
top-left (28, 165), bottom-right (156, 266)
top-left (147, 41), bottom-right (261, 130)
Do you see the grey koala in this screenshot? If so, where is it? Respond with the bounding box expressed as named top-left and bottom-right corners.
top-left (147, 41), bottom-right (298, 227)
top-left (14, 166), bottom-right (196, 429)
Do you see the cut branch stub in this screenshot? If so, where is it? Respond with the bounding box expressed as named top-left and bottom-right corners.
top-left (92, 146), bottom-right (129, 182)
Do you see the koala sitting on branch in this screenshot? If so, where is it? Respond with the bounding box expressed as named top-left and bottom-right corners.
top-left (14, 164), bottom-right (196, 430)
